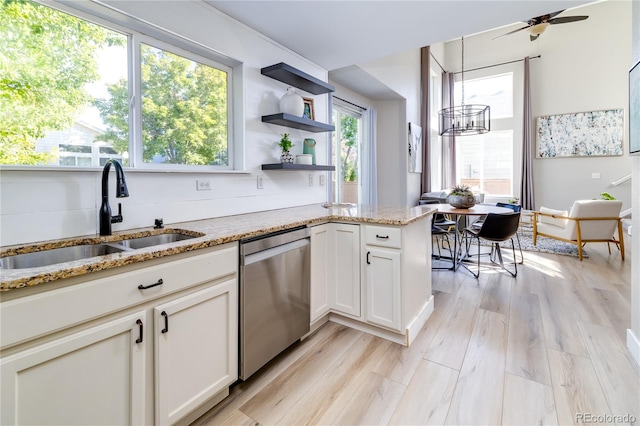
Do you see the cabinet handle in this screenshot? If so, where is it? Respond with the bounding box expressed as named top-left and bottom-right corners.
top-left (375, 234), bottom-right (390, 240)
top-left (161, 311), bottom-right (169, 334)
top-left (135, 319), bottom-right (143, 344)
top-left (366, 251), bottom-right (371, 265)
top-left (138, 278), bottom-right (163, 290)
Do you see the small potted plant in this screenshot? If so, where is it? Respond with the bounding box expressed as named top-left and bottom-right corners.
top-left (278, 133), bottom-right (294, 164)
top-left (448, 184), bottom-right (475, 208)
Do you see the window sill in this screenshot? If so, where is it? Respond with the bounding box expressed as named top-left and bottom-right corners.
top-left (0, 165), bottom-right (251, 174)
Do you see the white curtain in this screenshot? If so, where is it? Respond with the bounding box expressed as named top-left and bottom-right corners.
top-left (362, 107), bottom-right (378, 206)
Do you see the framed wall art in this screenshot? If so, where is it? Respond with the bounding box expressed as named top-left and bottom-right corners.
top-left (630, 59), bottom-right (640, 155)
top-left (302, 97), bottom-right (315, 120)
top-left (536, 109), bottom-right (624, 158)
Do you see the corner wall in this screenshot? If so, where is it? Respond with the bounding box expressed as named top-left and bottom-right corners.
top-left (629, 0), bottom-right (639, 367)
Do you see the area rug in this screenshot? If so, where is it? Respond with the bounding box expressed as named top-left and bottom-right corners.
top-left (477, 225), bottom-right (589, 258)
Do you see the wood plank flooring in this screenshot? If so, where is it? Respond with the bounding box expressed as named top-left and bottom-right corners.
top-left (193, 236), bottom-right (638, 426)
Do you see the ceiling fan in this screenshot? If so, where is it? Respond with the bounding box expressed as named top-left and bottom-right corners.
top-left (495, 10), bottom-right (589, 41)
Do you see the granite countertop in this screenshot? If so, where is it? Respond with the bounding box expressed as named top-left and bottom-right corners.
top-left (0, 203), bottom-right (436, 292)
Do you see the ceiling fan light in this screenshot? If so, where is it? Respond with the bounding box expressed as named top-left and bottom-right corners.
top-left (528, 22), bottom-right (549, 36)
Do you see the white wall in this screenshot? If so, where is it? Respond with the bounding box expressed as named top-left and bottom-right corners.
top-left (629, 0), bottom-right (639, 367)
top-left (358, 50), bottom-right (422, 206)
top-left (0, 1), bottom-right (332, 246)
top-left (445, 0), bottom-right (632, 211)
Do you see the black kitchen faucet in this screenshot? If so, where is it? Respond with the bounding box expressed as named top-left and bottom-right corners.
top-left (99, 159), bottom-right (129, 236)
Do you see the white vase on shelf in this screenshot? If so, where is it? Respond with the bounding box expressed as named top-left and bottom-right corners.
top-left (279, 87), bottom-right (304, 117)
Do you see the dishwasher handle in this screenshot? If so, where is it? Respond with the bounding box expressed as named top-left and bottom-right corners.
top-left (242, 238), bottom-right (309, 266)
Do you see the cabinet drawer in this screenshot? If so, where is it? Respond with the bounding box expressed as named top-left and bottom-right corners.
top-left (364, 225), bottom-right (401, 249)
top-left (1, 243), bottom-right (238, 349)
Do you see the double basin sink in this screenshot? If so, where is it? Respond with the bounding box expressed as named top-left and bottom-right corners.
top-left (0, 232), bottom-right (200, 270)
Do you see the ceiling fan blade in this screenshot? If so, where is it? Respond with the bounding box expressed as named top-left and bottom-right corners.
top-left (493, 25), bottom-right (530, 40)
top-left (548, 15), bottom-right (589, 24)
top-left (527, 10), bottom-right (564, 26)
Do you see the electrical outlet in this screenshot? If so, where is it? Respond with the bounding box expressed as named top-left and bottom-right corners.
top-left (592, 172), bottom-right (600, 179)
top-left (196, 179), bottom-right (212, 191)
top-left (308, 174), bottom-right (314, 187)
top-left (319, 175), bottom-right (325, 186)
top-left (257, 175), bottom-right (264, 189)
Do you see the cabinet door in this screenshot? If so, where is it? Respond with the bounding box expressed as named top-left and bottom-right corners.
top-left (333, 224), bottom-right (361, 316)
top-left (310, 224), bottom-right (330, 322)
top-left (1, 311), bottom-right (146, 425)
top-left (365, 247), bottom-right (402, 331)
top-left (154, 279), bottom-right (237, 425)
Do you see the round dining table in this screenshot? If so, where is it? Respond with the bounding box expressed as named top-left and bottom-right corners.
top-left (433, 203), bottom-right (514, 271)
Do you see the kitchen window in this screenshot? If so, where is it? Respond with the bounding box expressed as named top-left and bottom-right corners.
top-left (0, 0), bottom-right (234, 171)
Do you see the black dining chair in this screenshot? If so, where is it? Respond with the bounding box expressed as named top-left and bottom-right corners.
top-left (471, 202), bottom-right (524, 264)
top-left (496, 202), bottom-right (524, 264)
top-left (420, 200), bottom-right (453, 269)
top-left (463, 212), bottom-right (521, 278)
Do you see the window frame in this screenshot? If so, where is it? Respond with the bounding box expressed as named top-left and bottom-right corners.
top-left (4, 0), bottom-right (242, 173)
top-left (452, 67), bottom-right (522, 200)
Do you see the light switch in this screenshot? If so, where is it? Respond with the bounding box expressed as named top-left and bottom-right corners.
top-left (592, 172), bottom-right (600, 179)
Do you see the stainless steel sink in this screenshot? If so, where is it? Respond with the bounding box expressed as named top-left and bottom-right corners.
top-left (0, 244), bottom-right (126, 270)
top-left (115, 232), bottom-right (197, 249)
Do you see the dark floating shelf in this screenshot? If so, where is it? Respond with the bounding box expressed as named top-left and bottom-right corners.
top-left (262, 163), bottom-right (335, 171)
top-left (262, 113), bottom-right (335, 133)
top-left (261, 63), bottom-right (335, 95)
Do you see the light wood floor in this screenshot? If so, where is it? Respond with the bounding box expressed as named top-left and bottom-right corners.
top-left (194, 235), bottom-right (638, 426)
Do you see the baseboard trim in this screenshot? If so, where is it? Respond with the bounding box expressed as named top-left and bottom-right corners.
top-left (627, 328), bottom-right (640, 367)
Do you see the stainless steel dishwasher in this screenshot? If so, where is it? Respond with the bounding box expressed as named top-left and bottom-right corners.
top-left (239, 226), bottom-right (310, 380)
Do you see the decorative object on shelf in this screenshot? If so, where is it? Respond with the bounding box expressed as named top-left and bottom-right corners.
top-left (448, 184), bottom-right (476, 208)
top-left (278, 133), bottom-right (295, 163)
top-left (279, 87), bottom-right (304, 116)
top-left (439, 36), bottom-right (490, 136)
top-left (296, 154), bottom-right (312, 165)
top-left (303, 138), bottom-right (317, 164)
top-left (261, 63), bottom-right (335, 133)
top-left (302, 97), bottom-right (315, 120)
top-left (536, 109), bottom-right (623, 158)
top-left (408, 122), bottom-right (422, 173)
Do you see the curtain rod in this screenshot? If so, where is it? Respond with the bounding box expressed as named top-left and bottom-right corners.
top-left (453, 55), bottom-right (541, 75)
top-left (333, 95), bottom-right (367, 111)
top-left (430, 52), bottom-right (445, 73)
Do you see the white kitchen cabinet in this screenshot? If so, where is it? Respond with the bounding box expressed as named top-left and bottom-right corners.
top-left (0, 244), bottom-right (238, 426)
top-left (310, 224), bottom-right (330, 322)
top-left (310, 223), bottom-right (360, 323)
top-left (362, 220), bottom-right (433, 344)
top-left (364, 247), bottom-right (402, 331)
top-left (332, 223), bottom-right (360, 317)
top-left (154, 279), bottom-right (237, 425)
top-left (1, 311), bottom-right (147, 425)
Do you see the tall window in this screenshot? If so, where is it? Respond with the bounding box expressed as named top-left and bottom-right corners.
top-left (454, 72), bottom-right (514, 196)
top-left (332, 104), bottom-right (362, 203)
top-left (0, 0), bottom-right (232, 170)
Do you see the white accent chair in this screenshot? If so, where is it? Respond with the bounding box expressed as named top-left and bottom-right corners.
top-left (532, 200), bottom-right (625, 261)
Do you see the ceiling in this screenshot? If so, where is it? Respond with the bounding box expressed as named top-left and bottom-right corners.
top-left (205, 0), bottom-right (595, 71)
